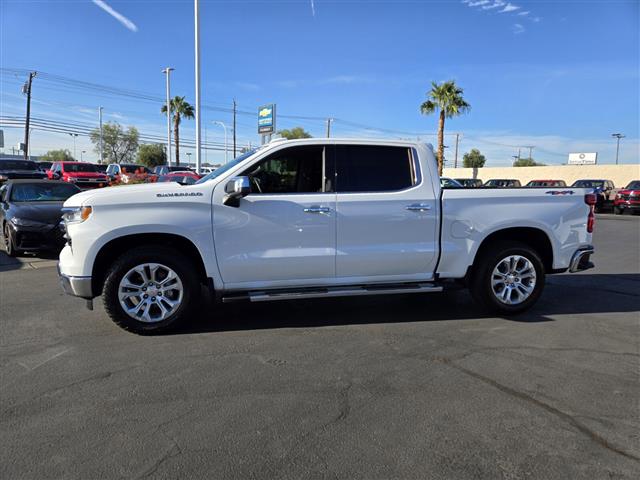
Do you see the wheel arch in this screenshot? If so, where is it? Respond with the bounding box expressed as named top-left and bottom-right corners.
top-left (91, 233), bottom-right (208, 297)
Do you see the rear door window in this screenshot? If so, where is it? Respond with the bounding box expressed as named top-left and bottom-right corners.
top-left (334, 145), bottom-right (416, 193)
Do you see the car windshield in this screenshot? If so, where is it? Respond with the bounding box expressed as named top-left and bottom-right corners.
top-left (196, 149), bottom-right (258, 184)
top-left (120, 165), bottom-right (150, 173)
top-left (64, 163), bottom-right (98, 173)
top-left (0, 160), bottom-right (39, 171)
top-left (625, 181), bottom-right (640, 189)
top-left (486, 180), bottom-right (513, 187)
top-left (10, 183), bottom-right (80, 202)
top-left (572, 180), bottom-right (604, 188)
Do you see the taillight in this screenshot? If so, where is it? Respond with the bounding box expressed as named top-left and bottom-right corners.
top-left (585, 194), bottom-right (595, 233)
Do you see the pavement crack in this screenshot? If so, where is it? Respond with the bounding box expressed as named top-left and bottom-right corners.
top-left (438, 357), bottom-right (640, 462)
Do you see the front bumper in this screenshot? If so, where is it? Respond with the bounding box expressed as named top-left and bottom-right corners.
top-left (569, 245), bottom-right (595, 273)
top-left (8, 223), bottom-right (66, 251)
top-left (614, 201), bottom-right (640, 210)
top-left (58, 264), bottom-right (94, 299)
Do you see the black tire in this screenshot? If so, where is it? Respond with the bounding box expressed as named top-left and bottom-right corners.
top-left (469, 241), bottom-right (545, 315)
top-left (3, 223), bottom-right (20, 257)
top-left (102, 246), bottom-right (201, 334)
top-left (613, 207), bottom-right (622, 215)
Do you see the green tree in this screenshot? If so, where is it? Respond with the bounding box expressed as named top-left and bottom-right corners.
top-left (137, 144), bottom-right (167, 168)
top-left (462, 148), bottom-right (486, 168)
top-left (277, 127), bottom-right (312, 139)
top-left (420, 80), bottom-right (471, 176)
top-left (90, 122), bottom-right (139, 164)
top-left (161, 96), bottom-right (194, 166)
top-left (39, 149), bottom-right (75, 162)
top-left (513, 158), bottom-right (545, 167)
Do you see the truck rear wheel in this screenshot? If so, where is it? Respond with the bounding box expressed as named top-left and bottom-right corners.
top-left (469, 241), bottom-right (545, 315)
top-left (102, 246), bottom-right (200, 334)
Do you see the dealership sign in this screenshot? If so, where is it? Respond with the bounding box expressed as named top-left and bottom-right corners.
top-left (568, 152), bottom-right (597, 165)
top-left (258, 104), bottom-right (276, 134)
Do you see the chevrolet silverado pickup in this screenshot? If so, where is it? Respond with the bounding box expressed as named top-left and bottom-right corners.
top-left (57, 139), bottom-right (596, 334)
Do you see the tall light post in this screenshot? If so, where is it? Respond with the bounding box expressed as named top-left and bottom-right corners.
top-left (194, 0), bottom-right (202, 174)
top-left (162, 67), bottom-right (174, 166)
top-left (98, 106), bottom-right (104, 164)
top-left (186, 152), bottom-right (192, 166)
top-left (611, 133), bottom-right (625, 165)
top-left (81, 150), bottom-right (86, 161)
top-left (212, 121), bottom-right (228, 163)
top-left (68, 133), bottom-right (78, 159)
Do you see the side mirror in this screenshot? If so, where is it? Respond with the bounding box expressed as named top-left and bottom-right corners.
top-left (223, 176), bottom-right (251, 207)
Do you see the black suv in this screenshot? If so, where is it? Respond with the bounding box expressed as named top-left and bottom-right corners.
top-left (0, 159), bottom-right (48, 185)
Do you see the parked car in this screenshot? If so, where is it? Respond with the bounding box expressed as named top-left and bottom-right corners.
top-left (570, 179), bottom-right (615, 212)
top-left (0, 159), bottom-right (48, 184)
top-left (93, 164), bottom-right (108, 173)
top-left (157, 171), bottom-right (203, 185)
top-left (0, 180), bottom-right (80, 256)
top-left (105, 163), bottom-right (152, 181)
top-left (153, 165), bottom-right (195, 175)
top-left (454, 178), bottom-right (483, 188)
top-left (38, 161), bottom-right (53, 172)
top-left (58, 139), bottom-right (595, 334)
top-left (525, 180), bottom-right (567, 187)
top-left (440, 177), bottom-right (463, 188)
top-left (613, 180), bottom-right (640, 215)
top-left (484, 179), bottom-right (522, 188)
top-left (47, 162), bottom-right (110, 189)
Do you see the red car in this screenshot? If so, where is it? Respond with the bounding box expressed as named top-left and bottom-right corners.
top-left (614, 180), bottom-right (640, 215)
top-left (47, 162), bottom-right (110, 189)
top-left (156, 171), bottom-right (203, 185)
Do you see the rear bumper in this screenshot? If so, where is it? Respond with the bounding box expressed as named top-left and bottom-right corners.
top-left (569, 245), bottom-right (595, 273)
top-left (58, 264), bottom-right (93, 299)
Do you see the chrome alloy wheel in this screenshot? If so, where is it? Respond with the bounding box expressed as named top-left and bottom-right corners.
top-left (118, 263), bottom-right (184, 323)
top-left (491, 255), bottom-right (537, 305)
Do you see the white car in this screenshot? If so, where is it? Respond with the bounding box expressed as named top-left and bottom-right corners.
top-left (58, 139), bottom-right (595, 334)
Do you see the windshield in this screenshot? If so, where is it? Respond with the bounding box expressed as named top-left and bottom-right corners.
top-left (485, 179), bottom-right (514, 187)
top-left (196, 149), bottom-right (258, 184)
top-left (120, 165), bottom-right (150, 174)
top-left (572, 180), bottom-right (604, 188)
top-left (625, 181), bottom-right (640, 189)
top-left (10, 183), bottom-right (80, 202)
top-left (0, 160), bottom-right (39, 171)
top-left (64, 163), bottom-right (99, 173)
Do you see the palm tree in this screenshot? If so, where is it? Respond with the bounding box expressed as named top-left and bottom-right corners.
top-left (161, 96), bottom-right (194, 165)
top-left (420, 81), bottom-right (470, 175)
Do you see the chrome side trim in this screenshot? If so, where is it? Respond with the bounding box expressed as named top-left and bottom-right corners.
top-left (569, 246), bottom-right (595, 273)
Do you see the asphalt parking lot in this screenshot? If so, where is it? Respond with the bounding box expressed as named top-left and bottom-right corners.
top-left (1, 214), bottom-right (639, 479)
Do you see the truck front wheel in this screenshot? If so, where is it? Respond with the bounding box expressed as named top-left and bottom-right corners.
top-left (102, 246), bottom-right (200, 334)
top-left (469, 242), bottom-right (545, 315)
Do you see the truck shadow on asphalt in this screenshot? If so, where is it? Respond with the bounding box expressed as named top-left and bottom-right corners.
top-left (0, 250), bottom-right (59, 272)
top-left (178, 273), bottom-right (640, 334)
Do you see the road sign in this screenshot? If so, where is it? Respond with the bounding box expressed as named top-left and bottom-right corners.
top-left (258, 104), bottom-right (275, 134)
top-left (568, 152), bottom-right (597, 165)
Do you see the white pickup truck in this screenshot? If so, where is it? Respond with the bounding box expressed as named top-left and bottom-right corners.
top-left (58, 139), bottom-right (595, 334)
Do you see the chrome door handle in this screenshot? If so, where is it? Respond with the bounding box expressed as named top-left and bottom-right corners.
top-left (406, 203), bottom-right (431, 212)
top-left (303, 206), bottom-right (331, 214)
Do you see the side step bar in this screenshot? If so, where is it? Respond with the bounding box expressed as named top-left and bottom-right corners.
top-left (222, 282), bottom-right (443, 303)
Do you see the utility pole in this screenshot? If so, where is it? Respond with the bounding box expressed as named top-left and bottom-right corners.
top-left (99, 106), bottom-right (104, 164)
top-left (22, 71), bottom-right (36, 159)
top-left (194, 0), bottom-right (202, 174)
top-left (453, 133), bottom-right (460, 168)
top-left (69, 133), bottom-right (78, 158)
top-left (524, 145), bottom-right (534, 160)
top-left (162, 67), bottom-right (175, 166)
top-left (232, 99), bottom-right (237, 158)
top-left (326, 118), bottom-right (333, 138)
top-left (612, 133), bottom-right (625, 165)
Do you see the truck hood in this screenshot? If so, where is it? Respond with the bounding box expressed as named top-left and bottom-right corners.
top-left (63, 181), bottom-right (209, 208)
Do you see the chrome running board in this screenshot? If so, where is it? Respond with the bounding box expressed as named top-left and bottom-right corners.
top-left (222, 283), bottom-right (443, 303)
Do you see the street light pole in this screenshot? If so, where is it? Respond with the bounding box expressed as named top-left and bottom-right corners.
top-left (611, 133), bottom-right (625, 165)
top-left (194, 0), bottom-right (202, 174)
top-left (69, 133), bottom-right (78, 158)
top-left (81, 150), bottom-right (86, 161)
top-left (213, 121), bottom-right (228, 163)
top-left (162, 67), bottom-right (174, 166)
top-left (98, 106), bottom-right (104, 164)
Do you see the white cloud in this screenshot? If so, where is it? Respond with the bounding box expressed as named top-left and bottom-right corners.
top-left (518, 11), bottom-right (530, 16)
top-left (92, 0), bottom-right (138, 32)
top-left (531, 16), bottom-right (542, 23)
top-left (512, 23), bottom-right (525, 34)
top-left (467, 0), bottom-right (490, 6)
top-left (482, 1), bottom-right (506, 10)
top-left (310, 0), bottom-right (316, 17)
top-left (499, 3), bottom-right (520, 13)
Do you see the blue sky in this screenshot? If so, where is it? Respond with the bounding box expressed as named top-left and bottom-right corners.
top-left (1, 0), bottom-right (639, 166)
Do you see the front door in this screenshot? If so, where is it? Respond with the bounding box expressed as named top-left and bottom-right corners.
top-left (213, 144), bottom-right (336, 289)
top-left (334, 144), bottom-right (439, 281)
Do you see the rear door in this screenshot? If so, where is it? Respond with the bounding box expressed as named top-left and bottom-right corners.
top-left (334, 144), bottom-right (439, 281)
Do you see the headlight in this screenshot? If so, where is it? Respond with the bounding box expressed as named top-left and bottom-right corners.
top-left (10, 217), bottom-right (48, 227)
top-left (61, 206), bottom-right (92, 224)
top-left (0, 175), bottom-right (8, 182)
